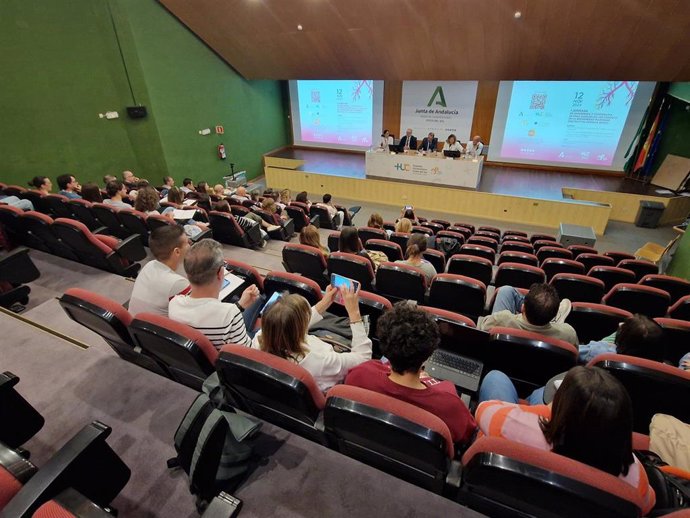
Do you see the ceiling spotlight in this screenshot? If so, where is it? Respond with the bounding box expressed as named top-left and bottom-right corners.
top-left (514, 11), bottom-right (522, 18)
top-left (297, 24), bottom-right (303, 31)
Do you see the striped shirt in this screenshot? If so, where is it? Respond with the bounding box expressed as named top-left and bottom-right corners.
top-left (475, 401), bottom-right (655, 515)
top-left (168, 296), bottom-right (250, 348)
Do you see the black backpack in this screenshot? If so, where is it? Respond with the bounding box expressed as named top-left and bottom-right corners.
top-left (169, 373), bottom-right (262, 512)
top-left (436, 236), bottom-right (462, 257)
top-left (636, 450), bottom-right (690, 514)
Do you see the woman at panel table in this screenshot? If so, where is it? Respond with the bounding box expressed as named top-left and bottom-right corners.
top-left (378, 129), bottom-right (394, 150)
top-left (442, 134), bottom-right (463, 153)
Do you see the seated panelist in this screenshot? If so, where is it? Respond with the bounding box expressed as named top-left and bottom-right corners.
top-left (399, 128), bottom-right (417, 151)
top-left (442, 134), bottom-right (463, 153)
top-left (419, 132), bottom-right (438, 152)
top-left (378, 129), bottom-right (394, 150)
top-left (465, 135), bottom-right (484, 156)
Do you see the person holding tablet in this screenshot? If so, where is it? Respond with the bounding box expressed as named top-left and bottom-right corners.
top-left (378, 129), bottom-right (394, 151)
top-left (442, 134), bottom-right (463, 153)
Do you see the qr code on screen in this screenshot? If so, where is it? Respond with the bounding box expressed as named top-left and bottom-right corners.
top-left (530, 93), bottom-right (547, 109)
top-left (311, 90), bottom-right (320, 103)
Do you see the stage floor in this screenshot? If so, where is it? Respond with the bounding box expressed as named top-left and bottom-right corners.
top-left (267, 147), bottom-right (661, 201)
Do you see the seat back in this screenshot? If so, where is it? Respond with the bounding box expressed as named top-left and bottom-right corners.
top-left (537, 246), bottom-right (573, 263)
top-left (129, 313), bottom-right (218, 390)
top-left (366, 239), bottom-right (403, 261)
top-left (530, 233), bottom-right (557, 244)
top-left (309, 205), bottom-right (335, 229)
top-left (263, 271), bottom-right (323, 305)
top-left (420, 306), bottom-right (490, 360)
top-left (324, 385), bottom-right (453, 493)
top-left (533, 239), bottom-right (564, 253)
top-left (68, 199), bottom-right (101, 231)
top-left (550, 274), bottom-right (605, 303)
top-left (603, 283), bottom-right (670, 318)
top-left (588, 266), bottom-right (636, 292)
top-left (327, 252), bottom-right (375, 291)
top-left (565, 303), bottom-right (632, 344)
top-left (459, 243), bottom-right (495, 264)
top-left (117, 209), bottom-right (149, 246)
top-left (327, 291), bottom-right (392, 358)
top-left (0, 247), bottom-right (40, 285)
top-left (2, 185), bottom-right (26, 197)
top-left (502, 230), bottom-right (528, 240)
top-left (431, 219), bottom-right (451, 229)
top-left (453, 222), bottom-right (475, 234)
top-left (541, 258), bottom-right (585, 281)
top-left (51, 218), bottom-right (128, 271)
top-left (43, 194), bottom-right (74, 219)
top-left (654, 317), bottom-right (690, 366)
top-left (389, 232), bottom-right (410, 251)
top-left (0, 371), bottom-right (45, 449)
top-left (446, 254), bottom-right (493, 286)
top-left (422, 249), bottom-right (446, 273)
top-left (497, 251), bottom-right (539, 267)
top-left (567, 245), bottom-right (598, 257)
top-left (428, 274), bottom-right (486, 321)
top-left (281, 244), bottom-right (328, 289)
top-left (588, 354), bottom-right (690, 433)
top-left (224, 259), bottom-right (264, 293)
top-left (92, 203), bottom-right (132, 238)
top-left (604, 251), bottom-right (636, 265)
top-left (327, 231), bottom-right (340, 253)
top-left (0, 205), bottom-right (24, 244)
top-left (375, 262), bottom-right (427, 304)
top-left (448, 226), bottom-right (473, 241)
top-left (467, 235), bottom-right (498, 252)
top-left (285, 204), bottom-right (311, 232)
top-left (19, 190), bottom-right (48, 214)
top-left (208, 211), bottom-right (255, 248)
top-left (494, 263), bottom-right (546, 289)
top-left (217, 345), bottom-right (326, 441)
top-left (420, 221), bottom-right (444, 235)
top-left (639, 274), bottom-right (690, 305)
top-left (357, 227), bottom-right (387, 245)
top-left (478, 225), bottom-right (500, 235)
top-left (460, 436), bottom-right (644, 518)
top-left (617, 259), bottom-right (658, 282)
top-left (21, 212), bottom-right (79, 261)
top-left (487, 327), bottom-right (578, 395)
top-left (434, 230), bottom-right (466, 257)
top-left (500, 240), bottom-right (534, 255)
top-left (577, 253), bottom-right (615, 272)
top-left (669, 295), bottom-right (690, 321)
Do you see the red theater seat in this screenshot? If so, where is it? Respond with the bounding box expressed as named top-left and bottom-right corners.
top-left (357, 226), bottom-right (388, 245)
top-left (565, 302), bottom-right (632, 344)
top-left (431, 219), bottom-right (451, 229)
top-left (67, 199), bottom-right (103, 231)
top-left (669, 295), bottom-right (690, 321)
top-left (324, 385), bottom-right (457, 494)
top-left (494, 262), bottom-right (546, 290)
top-left (639, 274), bottom-right (690, 305)
top-left (309, 204), bottom-right (338, 230)
top-left (617, 259), bottom-right (658, 282)
top-left (209, 211), bottom-right (261, 248)
top-left (446, 254), bottom-right (493, 286)
top-left (533, 239), bottom-right (565, 253)
top-left (604, 250), bottom-right (636, 265)
top-left (474, 230), bottom-right (500, 242)
top-left (20, 212), bottom-right (78, 261)
top-left (459, 243), bottom-right (495, 264)
top-left (90, 203), bottom-right (129, 239)
top-left (421, 221), bottom-right (444, 235)
top-left (217, 344), bottom-right (326, 443)
top-left (264, 271), bottom-right (323, 305)
top-left (327, 231), bottom-right (341, 253)
top-left (577, 253), bottom-right (615, 272)
top-left (530, 233), bottom-right (557, 244)
top-left (286, 203), bottom-right (317, 232)
top-left (453, 222), bottom-right (475, 234)
top-left (603, 283), bottom-right (670, 318)
top-left (224, 259), bottom-right (264, 293)
top-left (467, 235), bottom-right (498, 252)
top-left (117, 208), bottom-right (150, 246)
top-left (501, 230), bottom-right (528, 241)
top-left (2, 185), bottom-right (27, 197)
top-left (43, 194), bottom-right (74, 219)
top-left (567, 244), bottom-right (598, 257)
top-left (0, 205), bottom-right (24, 245)
top-left (428, 274), bottom-right (486, 321)
top-left (366, 239), bottom-right (403, 262)
top-left (422, 249), bottom-right (446, 273)
top-left (459, 436), bottom-right (647, 518)
top-left (434, 230), bottom-right (466, 256)
top-left (654, 317), bottom-right (690, 366)
top-left (448, 226), bottom-right (473, 241)
top-left (478, 225), bottom-right (501, 236)
top-left (588, 265), bottom-right (636, 292)
top-left (537, 246), bottom-right (573, 263)
top-left (550, 273), bottom-right (605, 303)
top-left (541, 258), bottom-right (585, 281)
top-left (500, 240), bottom-right (534, 255)
top-left (19, 190), bottom-right (48, 215)
top-left (282, 243), bottom-right (328, 289)
top-left (497, 251), bottom-right (539, 267)
top-left (411, 225), bottom-right (433, 236)
top-left (375, 262), bottom-right (427, 304)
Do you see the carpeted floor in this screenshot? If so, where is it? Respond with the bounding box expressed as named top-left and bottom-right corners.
top-left (1, 312), bottom-right (485, 517)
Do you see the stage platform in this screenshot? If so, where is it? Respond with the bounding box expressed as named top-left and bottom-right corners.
top-left (264, 147), bottom-right (690, 235)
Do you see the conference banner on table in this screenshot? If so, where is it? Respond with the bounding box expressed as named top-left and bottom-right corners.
top-left (399, 81), bottom-right (479, 142)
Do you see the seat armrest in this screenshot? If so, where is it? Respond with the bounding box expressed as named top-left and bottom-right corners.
top-left (1, 421), bottom-right (130, 518)
top-left (191, 228), bottom-right (213, 243)
top-left (201, 492), bottom-right (242, 518)
top-left (283, 218), bottom-right (295, 237)
top-left (0, 247), bottom-right (40, 284)
top-left (92, 226), bottom-right (108, 235)
top-left (112, 234), bottom-right (146, 262)
top-left (443, 459), bottom-right (462, 499)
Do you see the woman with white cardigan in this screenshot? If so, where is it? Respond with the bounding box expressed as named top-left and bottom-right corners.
top-left (252, 284), bottom-right (372, 392)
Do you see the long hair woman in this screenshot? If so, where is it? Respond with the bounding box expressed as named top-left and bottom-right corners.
top-left (255, 287), bottom-right (372, 391)
top-left (300, 225), bottom-right (329, 256)
top-left (395, 233), bottom-right (436, 284)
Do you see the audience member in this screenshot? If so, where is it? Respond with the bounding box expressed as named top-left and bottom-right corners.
top-left (295, 191), bottom-right (312, 210)
top-left (250, 190), bottom-right (261, 204)
top-left (212, 184), bottom-right (225, 199)
top-left (681, 352), bottom-right (690, 371)
top-left (180, 178), bottom-right (194, 194)
top-left (261, 198), bottom-right (286, 225)
top-left (394, 217), bottom-right (412, 234)
top-left (233, 186), bottom-right (249, 202)
top-left (160, 176), bottom-right (175, 196)
top-left (128, 225), bottom-right (190, 316)
top-left (28, 176), bottom-right (52, 194)
top-left (103, 174), bottom-right (116, 186)
top-left (317, 194), bottom-right (346, 228)
top-left (122, 170), bottom-right (140, 188)
top-left (166, 186), bottom-right (186, 206)
top-left (346, 302), bottom-right (476, 444)
top-left (57, 174), bottom-right (81, 199)
top-left (397, 207), bottom-right (420, 225)
top-left (299, 225), bottom-right (329, 256)
top-left (0, 191), bottom-right (33, 211)
top-left (80, 183), bottom-right (103, 203)
top-left (103, 180), bottom-right (131, 209)
top-left (196, 181), bottom-right (212, 196)
top-left (134, 186), bottom-right (164, 215)
top-left (475, 366), bottom-right (655, 514)
top-left (253, 285), bottom-right (372, 392)
top-left (278, 189), bottom-right (291, 210)
top-left (478, 314), bottom-right (665, 406)
top-left (367, 213), bottom-right (384, 229)
top-left (169, 239), bottom-right (262, 348)
top-left (339, 227), bottom-right (375, 271)
top-left (477, 284), bottom-right (578, 346)
top-left (395, 233), bottom-right (436, 284)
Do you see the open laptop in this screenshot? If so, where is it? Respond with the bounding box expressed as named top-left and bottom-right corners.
top-left (443, 150), bottom-right (461, 158)
top-left (424, 317), bottom-right (486, 393)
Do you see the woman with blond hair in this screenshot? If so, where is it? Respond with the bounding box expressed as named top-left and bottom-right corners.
top-left (299, 225), bottom-right (329, 256)
top-left (253, 284), bottom-right (372, 392)
top-left (394, 217), bottom-right (413, 234)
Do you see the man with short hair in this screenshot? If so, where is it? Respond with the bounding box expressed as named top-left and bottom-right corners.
top-left (57, 174), bottom-right (81, 199)
top-left (103, 180), bottom-right (131, 209)
top-left (128, 226), bottom-right (190, 316)
top-left (420, 132), bottom-right (438, 152)
top-left (233, 186), bottom-right (249, 202)
top-left (103, 174), bottom-right (116, 186)
top-left (346, 302), bottom-right (477, 444)
top-left (180, 178), bottom-right (194, 194)
top-left (465, 135), bottom-right (484, 156)
top-left (316, 193), bottom-right (344, 229)
top-left (169, 240), bottom-right (261, 348)
top-left (160, 176), bottom-right (175, 197)
top-left (399, 128), bottom-right (417, 151)
top-left (478, 284), bottom-right (578, 346)
top-left (122, 170), bottom-right (139, 188)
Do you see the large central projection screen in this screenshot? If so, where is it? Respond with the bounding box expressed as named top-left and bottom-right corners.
top-left (488, 81), bottom-right (656, 171)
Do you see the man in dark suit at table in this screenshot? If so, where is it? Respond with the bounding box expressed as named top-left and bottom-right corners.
top-left (399, 128), bottom-right (418, 151)
top-left (419, 132), bottom-right (438, 152)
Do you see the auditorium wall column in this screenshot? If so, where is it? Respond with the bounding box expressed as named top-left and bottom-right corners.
top-left (382, 81), bottom-right (403, 138)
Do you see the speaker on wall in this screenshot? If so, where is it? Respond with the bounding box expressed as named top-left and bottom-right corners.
top-left (127, 106), bottom-right (147, 119)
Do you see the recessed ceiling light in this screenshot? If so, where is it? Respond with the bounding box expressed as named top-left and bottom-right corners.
top-left (297, 24), bottom-right (303, 31)
top-left (514, 11), bottom-right (522, 18)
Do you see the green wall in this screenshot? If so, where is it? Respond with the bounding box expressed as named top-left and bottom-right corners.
top-left (0, 0), bottom-right (288, 188)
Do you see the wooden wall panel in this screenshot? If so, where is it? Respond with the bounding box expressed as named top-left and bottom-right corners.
top-left (266, 167), bottom-right (612, 234)
top-left (382, 81), bottom-right (402, 139)
top-left (470, 81), bottom-right (500, 143)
